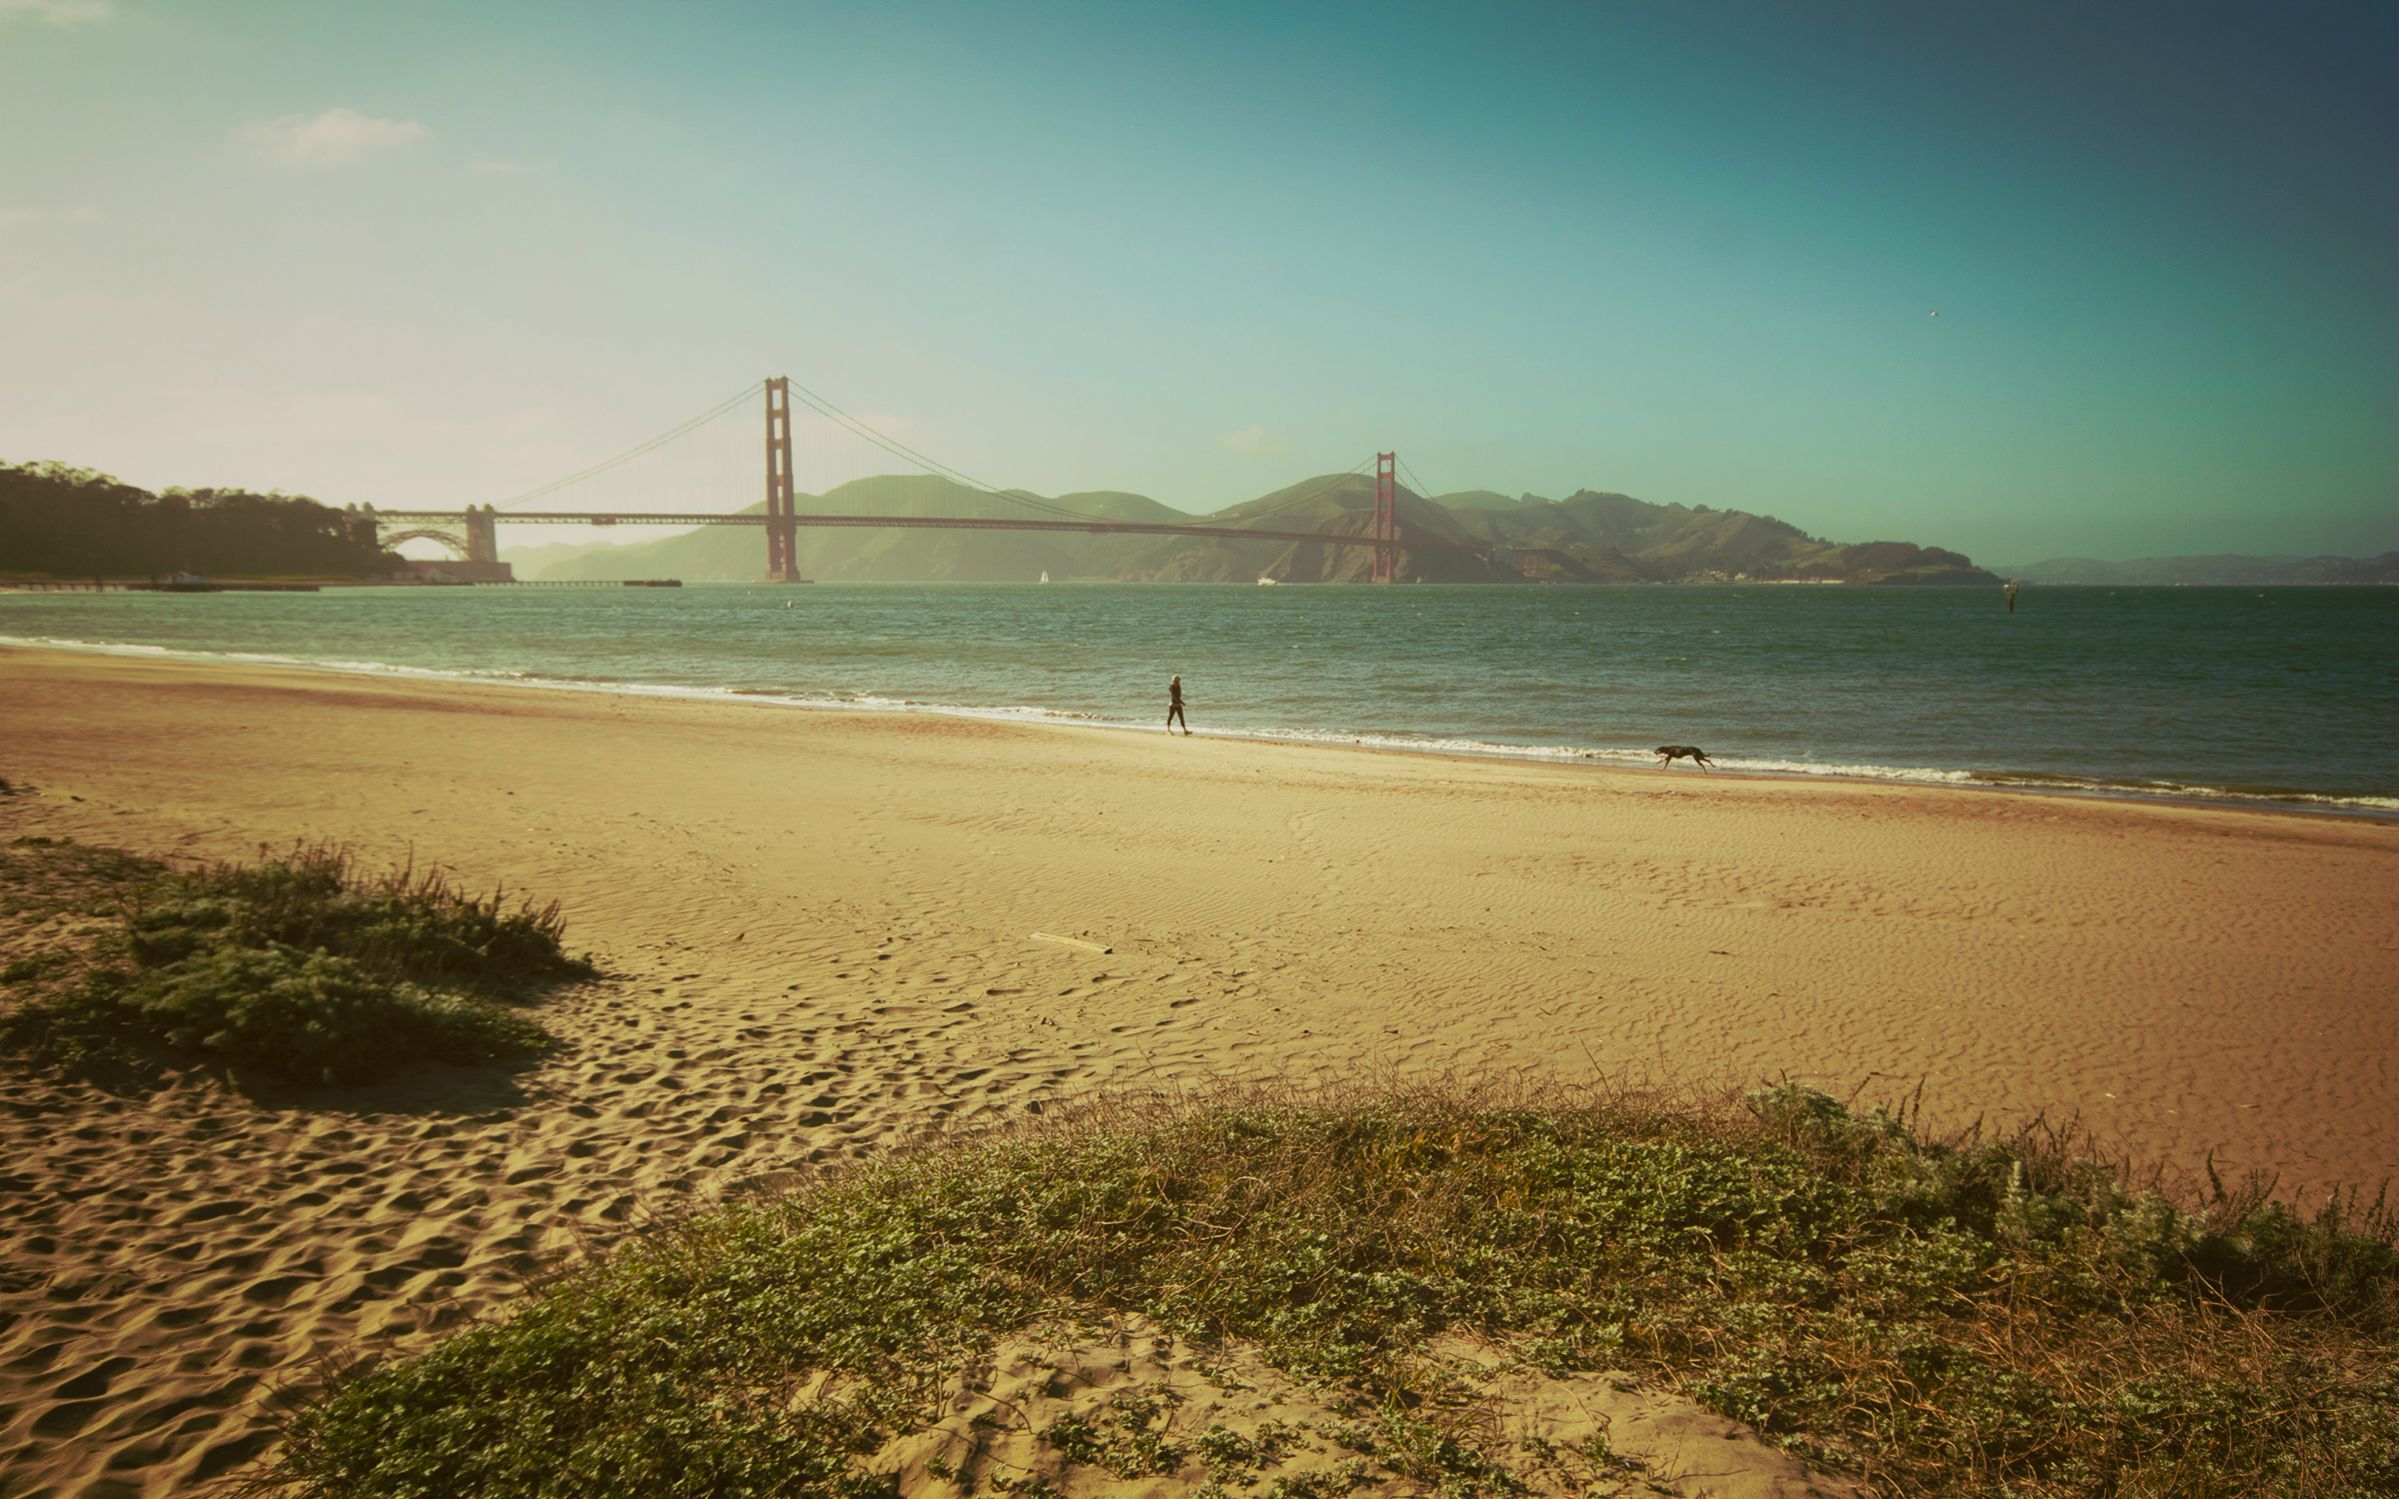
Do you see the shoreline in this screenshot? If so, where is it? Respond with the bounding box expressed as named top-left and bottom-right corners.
top-left (8, 632), bottom-right (2394, 820)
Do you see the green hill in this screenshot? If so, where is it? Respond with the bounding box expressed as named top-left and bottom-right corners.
top-left (1450, 490), bottom-right (1990, 584)
top-left (514, 470), bottom-right (1998, 585)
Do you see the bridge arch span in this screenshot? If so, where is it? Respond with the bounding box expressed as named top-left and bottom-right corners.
top-left (380, 527), bottom-right (471, 558)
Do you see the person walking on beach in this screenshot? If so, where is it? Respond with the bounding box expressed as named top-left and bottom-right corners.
top-left (1166, 674), bottom-right (1189, 735)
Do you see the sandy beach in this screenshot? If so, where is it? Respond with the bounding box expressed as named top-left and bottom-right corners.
top-left (2, 642), bottom-right (2395, 1495)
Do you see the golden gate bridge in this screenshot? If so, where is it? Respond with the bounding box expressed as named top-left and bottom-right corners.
top-left (363, 377), bottom-right (1466, 583)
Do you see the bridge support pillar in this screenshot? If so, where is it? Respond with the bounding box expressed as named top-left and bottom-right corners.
top-left (763, 377), bottom-right (799, 581)
top-left (464, 504), bottom-right (499, 564)
top-left (1372, 452), bottom-right (1397, 583)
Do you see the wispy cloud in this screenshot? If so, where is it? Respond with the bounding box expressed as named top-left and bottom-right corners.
top-left (0, 0), bottom-right (112, 26)
top-left (1218, 424), bottom-right (1283, 456)
top-left (238, 108), bottom-right (429, 171)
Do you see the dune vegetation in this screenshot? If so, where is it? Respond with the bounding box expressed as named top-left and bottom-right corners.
top-left (0, 838), bottom-right (591, 1086)
top-left (270, 1083), bottom-right (2398, 1498)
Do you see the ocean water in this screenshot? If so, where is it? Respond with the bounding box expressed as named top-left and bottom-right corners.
top-left (4, 583), bottom-right (2394, 813)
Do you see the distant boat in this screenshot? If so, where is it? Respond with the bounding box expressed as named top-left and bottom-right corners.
top-left (1039, 570), bottom-right (1051, 584)
top-left (1257, 576), bottom-right (1278, 586)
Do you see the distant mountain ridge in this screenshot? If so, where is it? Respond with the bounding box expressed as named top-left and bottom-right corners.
top-left (1997, 553), bottom-right (2399, 586)
top-left (1441, 490), bottom-right (1986, 585)
top-left (511, 473), bottom-right (1999, 585)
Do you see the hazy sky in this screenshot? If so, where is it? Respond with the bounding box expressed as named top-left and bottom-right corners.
top-left (3, 0), bottom-right (2392, 563)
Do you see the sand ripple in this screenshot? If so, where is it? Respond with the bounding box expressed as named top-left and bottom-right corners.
top-left (2, 645), bottom-right (2393, 1495)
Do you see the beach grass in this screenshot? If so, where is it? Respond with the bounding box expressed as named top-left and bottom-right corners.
top-left (0, 838), bottom-right (592, 1085)
top-left (268, 1083), bottom-right (2398, 1498)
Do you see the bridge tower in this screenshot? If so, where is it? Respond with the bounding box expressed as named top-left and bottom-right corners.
top-left (763, 376), bottom-right (799, 582)
top-left (463, 504), bottom-right (499, 564)
top-left (1372, 452), bottom-right (1397, 583)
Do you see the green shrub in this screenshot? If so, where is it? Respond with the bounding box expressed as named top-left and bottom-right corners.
top-left (128, 844), bottom-right (591, 991)
top-left (0, 840), bottom-right (588, 1084)
top-left (100, 944), bottom-right (545, 1082)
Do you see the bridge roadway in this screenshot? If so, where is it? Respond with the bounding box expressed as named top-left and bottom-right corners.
top-left (368, 510), bottom-right (1474, 554)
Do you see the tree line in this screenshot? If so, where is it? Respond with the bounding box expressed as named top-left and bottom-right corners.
top-left (0, 462), bottom-right (403, 579)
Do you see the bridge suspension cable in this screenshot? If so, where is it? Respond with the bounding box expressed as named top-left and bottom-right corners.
top-left (490, 379), bottom-right (763, 513)
top-left (783, 379), bottom-right (1135, 524)
top-left (783, 376), bottom-right (1380, 530)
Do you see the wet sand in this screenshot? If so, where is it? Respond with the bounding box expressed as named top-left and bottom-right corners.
top-left (1, 644), bottom-right (2393, 1495)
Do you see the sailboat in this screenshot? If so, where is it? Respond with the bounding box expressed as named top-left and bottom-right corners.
top-left (1039, 570), bottom-right (1051, 584)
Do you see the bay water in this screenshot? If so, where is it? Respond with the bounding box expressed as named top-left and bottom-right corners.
top-left (5, 583), bottom-right (2393, 813)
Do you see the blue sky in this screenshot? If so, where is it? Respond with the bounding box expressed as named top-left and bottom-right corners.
top-left (1, 0), bottom-right (2391, 562)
